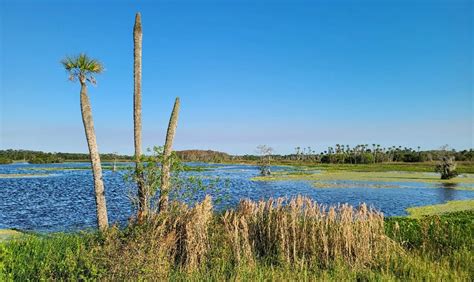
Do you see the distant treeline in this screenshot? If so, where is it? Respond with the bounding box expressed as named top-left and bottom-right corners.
top-left (172, 146), bottom-right (474, 164)
top-left (0, 149), bottom-right (233, 164)
top-left (1, 146), bottom-right (472, 165)
top-left (0, 150), bottom-right (132, 164)
top-left (237, 145), bottom-right (473, 164)
top-left (175, 150), bottom-right (231, 162)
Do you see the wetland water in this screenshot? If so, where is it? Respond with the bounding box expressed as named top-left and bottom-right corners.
top-left (1, 162), bottom-right (473, 232)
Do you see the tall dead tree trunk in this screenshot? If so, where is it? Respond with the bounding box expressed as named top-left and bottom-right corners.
top-left (133, 13), bottom-right (146, 220)
top-left (159, 97), bottom-right (180, 211)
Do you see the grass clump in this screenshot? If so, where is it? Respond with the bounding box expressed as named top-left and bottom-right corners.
top-left (221, 196), bottom-right (395, 268)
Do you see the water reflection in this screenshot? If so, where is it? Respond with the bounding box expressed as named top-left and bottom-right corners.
top-left (439, 182), bottom-right (458, 189)
top-left (436, 182), bottom-right (458, 202)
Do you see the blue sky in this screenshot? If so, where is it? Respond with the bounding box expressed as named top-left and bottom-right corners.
top-left (0, 0), bottom-right (472, 155)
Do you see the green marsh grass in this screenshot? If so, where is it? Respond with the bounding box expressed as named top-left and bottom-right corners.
top-left (1, 198), bottom-right (473, 280)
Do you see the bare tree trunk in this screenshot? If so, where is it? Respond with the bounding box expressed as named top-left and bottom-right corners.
top-left (159, 97), bottom-right (180, 212)
top-left (133, 13), bottom-right (147, 220)
top-left (80, 82), bottom-right (108, 231)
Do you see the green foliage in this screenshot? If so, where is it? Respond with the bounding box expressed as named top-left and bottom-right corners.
top-left (176, 150), bottom-right (231, 163)
top-left (126, 146), bottom-right (229, 212)
top-left (0, 233), bottom-right (103, 281)
top-left (61, 53), bottom-right (103, 84)
top-left (385, 211), bottom-right (474, 255)
top-left (28, 155), bottom-right (64, 164)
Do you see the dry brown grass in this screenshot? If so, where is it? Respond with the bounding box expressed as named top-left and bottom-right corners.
top-left (97, 196), bottom-right (213, 279)
top-left (174, 195), bottom-right (213, 270)
top-left (96, 195), bottom-right (400, 279)
top-left (222, 196), bottom-right (399, 268)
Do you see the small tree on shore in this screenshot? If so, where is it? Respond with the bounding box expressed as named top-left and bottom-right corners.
top-left (435, 156), bottom-right (458, 180)
top-left (257, 145), bottom-right (274, 176)
top-left (435, 145), bottom-right (458, 180)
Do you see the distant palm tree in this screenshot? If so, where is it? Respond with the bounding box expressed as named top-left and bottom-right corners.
top-left (61, 54), bottom-right (108, 230)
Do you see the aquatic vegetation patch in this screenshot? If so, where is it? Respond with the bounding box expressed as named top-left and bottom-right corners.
top-left (23, 165), bottom-right (131, 171)
top-left (22, 164), bottom-right (215, 172)
top-left (311, 180), bottom-right (474, 190)
top-left (313, 181), bottom-right (403, 189)
top-left (182, 165), bottom-right (217, 172)
top-left (0, 173), bottom-right (50, 179)
top-left (253, 170), bottom-right (474, 188)
top-left (406, 199), bottom-right (474, 218)
top-left (278, 162), bottom-right (474, 174)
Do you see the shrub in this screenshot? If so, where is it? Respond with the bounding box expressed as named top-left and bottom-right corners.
top-left (435, 156), bottom-right (458, 179)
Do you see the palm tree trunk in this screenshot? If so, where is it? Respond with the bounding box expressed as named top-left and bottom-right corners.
top-left (133, 13), bottom-right (146, 220)
top-left (159, 97), bottom-right (180, 212)
top-left (80, 82), bottom-right (108, 231)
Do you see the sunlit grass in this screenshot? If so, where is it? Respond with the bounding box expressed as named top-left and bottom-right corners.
top-left (407, 199), bottom-right (474, 218)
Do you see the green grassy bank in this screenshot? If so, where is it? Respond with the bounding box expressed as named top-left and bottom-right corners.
top-left (1, 198), bottom-right (473, 280)
top-left (406, 199), bottom-right (474, 218)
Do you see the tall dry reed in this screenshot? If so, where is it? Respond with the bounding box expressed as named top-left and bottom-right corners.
top-left (222, 196), bottom-right (397, 268)
top-left (98, 196), bottom-right (213, 279)
top-left (98, 195), bottom-right (399, 279)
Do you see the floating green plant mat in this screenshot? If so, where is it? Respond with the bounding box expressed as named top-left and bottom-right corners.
top-left (253, 170), bottom-right (474, 186)
top-left (406, 199), bottom-right (474, 218)
top-left (0, 173), bottom-right (50, 178)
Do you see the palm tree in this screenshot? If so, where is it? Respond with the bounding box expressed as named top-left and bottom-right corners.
top-left (61, 54), bottom-right (108, 230)
top-left (159, 97), bottom-right (181, 211)
top-left (133, 12), bottom-right (146, 220)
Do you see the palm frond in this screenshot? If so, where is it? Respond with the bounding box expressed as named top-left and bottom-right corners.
top-left (61, 53), bottom-right (104, 83)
